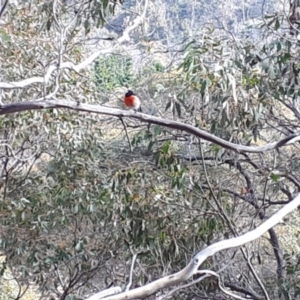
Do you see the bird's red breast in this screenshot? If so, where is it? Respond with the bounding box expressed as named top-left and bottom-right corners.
top-left (124, 95), bottom-right (137, 108)
top-left (124, 90), bottom-right (142, 111)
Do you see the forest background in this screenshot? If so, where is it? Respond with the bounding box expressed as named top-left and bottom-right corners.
top-left (1, 0), bottom-right (300, 299)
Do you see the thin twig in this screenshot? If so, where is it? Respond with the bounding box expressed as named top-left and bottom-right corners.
top-left (198, 270), bottom-right (248, 300)
top-left (119, 117), bottom-right (132, 152)
top-left (125, 253), bottom-right (138, 291)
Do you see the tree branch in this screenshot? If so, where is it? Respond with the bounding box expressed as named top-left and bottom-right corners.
top-left (198, 140), bottom-right (270, 300)
top-left (97, 193), bottom-right (300, 300)
top-left (0, 98), bottom-right (299, 154)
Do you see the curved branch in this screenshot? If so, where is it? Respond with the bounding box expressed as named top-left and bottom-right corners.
top-left (224, 282), bottom-right (264, 300)
top-left (0, 98), bottom-right (299, 153)
top-left (186, 152), bottom-right (285, 282)
top-left (98, 193), bottom-right (300, 300)
top-left (156, 273), bottom-right (210, 300)
top-left (119, 117), bottom-right (132, 152)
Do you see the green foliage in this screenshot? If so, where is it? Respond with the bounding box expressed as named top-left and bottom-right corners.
top-left (173, 24), bottom-right (300, 147)
top-left (153, 61), bottom-right (164, 72)
top-left (177, 36), bottom-right (264, 140)
top-left (94, 55), bottom-right (136, 92)
top-left (3, 0), bottom-right (300, 298)
top-left (39, 0), bottom-right (123, 34)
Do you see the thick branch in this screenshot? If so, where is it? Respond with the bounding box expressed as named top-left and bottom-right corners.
top-left (98, 193), bottom-right (300, 300)
top-left (0, 98), bottom-right (299, 153)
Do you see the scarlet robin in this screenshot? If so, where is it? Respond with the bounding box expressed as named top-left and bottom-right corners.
top-left (124, 90), bottom-right (142, 112)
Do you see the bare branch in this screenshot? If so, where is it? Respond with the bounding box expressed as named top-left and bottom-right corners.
top-left (224, 282), bottom-right (264, 300)
top-left (197, 270), bottom-right (248, 300)
top-left (125, 253), bottom-right (138, 292)
top-left (98, 193), bottom-right (300, 300)
top-left (0, 98), bottom-right (299, 154)
top-left (119, 118), bottom-right (132, 152)
top-left (156, 273), bottom-right (210, 300)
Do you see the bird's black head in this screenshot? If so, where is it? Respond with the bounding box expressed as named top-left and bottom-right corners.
top-left (125, 90), bottom-right (135, 97)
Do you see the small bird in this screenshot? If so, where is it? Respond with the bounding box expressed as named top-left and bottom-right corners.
top-left (124, 90), bottom-right (142, 112)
